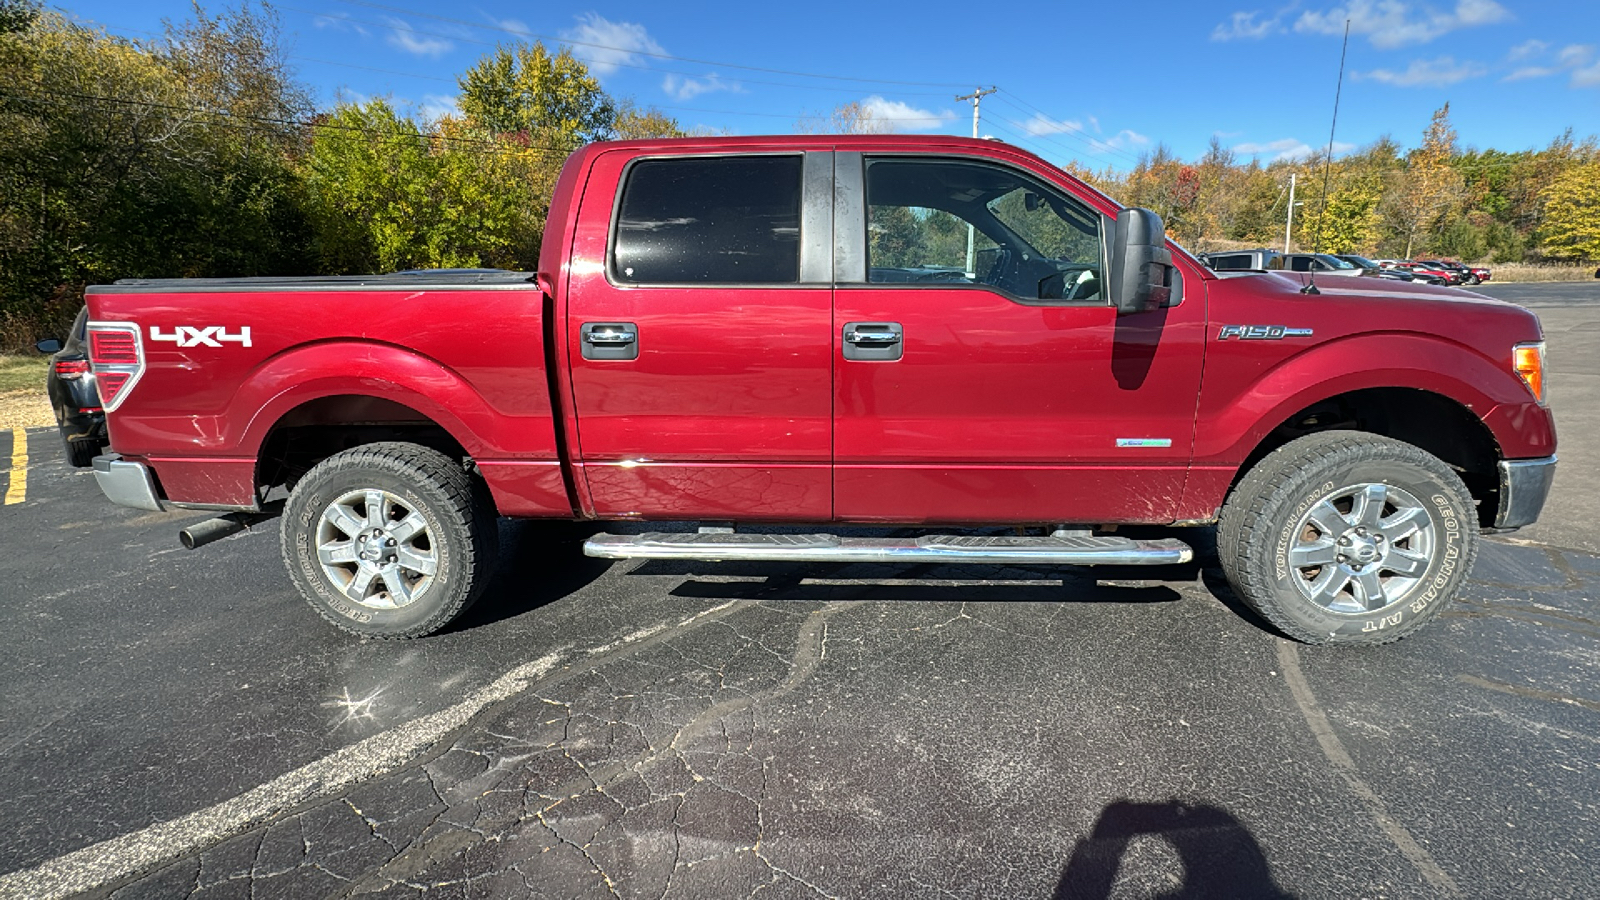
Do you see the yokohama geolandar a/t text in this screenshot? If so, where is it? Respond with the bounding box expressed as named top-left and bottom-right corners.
top-left (281, 443), bottom-right (497, 639)
top-left (1218, 432), bottom-right (1478, 645)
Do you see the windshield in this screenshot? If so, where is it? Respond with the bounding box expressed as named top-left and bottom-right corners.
top-left (1341, 255), bottom-right (1377, 268)
top-left (1317, 254), bottom-right (1357, 269)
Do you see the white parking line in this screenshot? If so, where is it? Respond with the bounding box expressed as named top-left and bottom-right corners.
top-left (0, 599), bottom-right (745, 900)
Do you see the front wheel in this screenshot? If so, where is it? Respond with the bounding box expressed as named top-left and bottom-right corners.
top-left (282, 442), bottom-right (498, 639)
top-left (1218, 431), bottom-right (1477, 645)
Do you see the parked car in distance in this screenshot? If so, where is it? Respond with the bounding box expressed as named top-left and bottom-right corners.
top-left (1416, 260), bottom-right (1468, 286)
top-left (1382, 261), bottom-right (1451, 286)
top-left (1434, 259), bottom-right (1490, 285)
top-left (1275, 253), bottom-right (1373, 277)
top-left (35, 306), bottom-right (107, 467)
top-left (1335, 254), bottom-right (1414, 282)
top-left (1198, 248), bottom-right (1282, 271)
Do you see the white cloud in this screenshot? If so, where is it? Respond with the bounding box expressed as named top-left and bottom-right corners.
top-left (314, 13), bottom-right (369, 37)
top-left (1499, 42), bottom-right (1596, 84)
top-left (1557, 44), bottom-right (1595, 66)
top-left (560, 13), bottom-right (664, 76)
top-left (382, 16), bottom-right (453, 57)
top-left (1212, 9), bottom-right (1285, 41)
top-left (1023, 114), bottom-right (1084, 136)
top-left (1292, 0), bottom-right (1511, 49)
top-left (1508, 39), bottom-right (1547, 60)
top-left (1358, 55), bottom-right (1487, 86)
top-left (1091, 130), bottom-right (1150, 154)
top-left (1504, 66), bottom-right (1556, 81)
top-left (661, 73), bottom-right (743, 101)
top-left (859, 96), bottom-right (956, 132)
top-left (419, 94), bottom-right (459, 121)
top-left (1234, 138), bottom-right (1357, 162)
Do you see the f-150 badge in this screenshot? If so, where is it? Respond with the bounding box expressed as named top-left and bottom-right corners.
top-left (1217, 325), bottom-right (1313, 341)
top-left (150, 325), bottom-right (252, 348)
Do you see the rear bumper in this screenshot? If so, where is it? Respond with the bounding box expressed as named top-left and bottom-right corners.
top-left (1495, 455), bottom-right (1556, 529)
top-left (93, 453), bottom-right (164, 512)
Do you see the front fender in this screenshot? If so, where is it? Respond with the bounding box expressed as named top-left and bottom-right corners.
top-left (1196, 331), bottom-right (1543, 464)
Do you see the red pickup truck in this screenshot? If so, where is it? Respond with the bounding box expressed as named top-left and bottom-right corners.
top-left (84, 135), bottom-right (1556, 645)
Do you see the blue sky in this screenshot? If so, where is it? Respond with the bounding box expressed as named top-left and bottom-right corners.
top-left (63, 0), bottom-right (1600, 171)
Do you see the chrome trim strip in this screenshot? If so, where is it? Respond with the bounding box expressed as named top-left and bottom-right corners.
top-left (93, 453), bottom-right (164, 512)
top-left (1495, 455), bottom-right (1557, 529)
top-left (584, 533), bottom-right (1192, 566)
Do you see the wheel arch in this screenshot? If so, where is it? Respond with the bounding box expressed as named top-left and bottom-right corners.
top-left (1232, 386), bottom-right (1504, 527)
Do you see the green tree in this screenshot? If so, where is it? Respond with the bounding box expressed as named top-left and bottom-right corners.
top-left (300, 101), bottom-right (549, 273)
top-left (1538, 160), bottom-right (1600, 260)
top-left (1386, 103), bottom-right (1465, 258)
top-left (612, 99), bottom-right (686, 140)
top-left (457, 42), bottom-right (613, 148)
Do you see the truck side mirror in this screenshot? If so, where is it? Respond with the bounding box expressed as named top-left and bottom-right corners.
top-left (1109, 208), bottom-right (1174, 315)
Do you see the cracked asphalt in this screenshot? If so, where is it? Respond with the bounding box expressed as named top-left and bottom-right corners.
top-left (2, 281), bottom-right (1598, 899)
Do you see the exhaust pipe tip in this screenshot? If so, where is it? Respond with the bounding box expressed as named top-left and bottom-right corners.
top-left (179, 512), bottom-right (269, 550)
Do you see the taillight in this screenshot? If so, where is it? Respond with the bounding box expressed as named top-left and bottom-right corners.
top-left (53, 359), bottom-right (90, 379)
top-left (87, 322), bottom-right (145, 411)
top-left (1513, 342), bottom-right (1546, 404)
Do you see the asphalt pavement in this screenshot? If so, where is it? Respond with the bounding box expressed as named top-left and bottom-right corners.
top-left (1, 281), bottom-right (1598, 899)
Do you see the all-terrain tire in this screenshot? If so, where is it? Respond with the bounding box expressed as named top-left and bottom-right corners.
top-left (282, 442), bottom-right (498, 639)
top-left (1217, 431), bottom-right (1477, 645)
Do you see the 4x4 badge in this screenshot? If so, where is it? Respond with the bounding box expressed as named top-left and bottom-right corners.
top-left (1217, 325), bottom-right (1314, 341)
top-left (150, 325), bottom-right (252, 348)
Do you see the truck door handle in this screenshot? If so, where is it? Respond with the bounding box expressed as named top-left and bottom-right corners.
top-left (581, 322), bottom-right (639, 360)
top-left (842, 322), bottom-right (903, 361)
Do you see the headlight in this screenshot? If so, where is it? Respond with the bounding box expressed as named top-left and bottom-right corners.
top-left (1513, 342), bottom-right (1546, 403)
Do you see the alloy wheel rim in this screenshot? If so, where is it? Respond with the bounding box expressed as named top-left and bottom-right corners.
top-left (315, 489), bottom-right (437, 610)
top-left (1287, 482), bottom-right (1436, 615)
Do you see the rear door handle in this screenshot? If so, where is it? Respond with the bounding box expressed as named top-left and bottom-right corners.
top-left (842, 322), bottom-right (903, 361)
top-left (581, 322), bottom-right (639, 360)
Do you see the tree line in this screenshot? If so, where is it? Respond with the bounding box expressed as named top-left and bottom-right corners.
top-left (2, 1), bottom-right (1597, 351)
top-left (0, 1), bottom-right (683, 350)
top-left (1073, 104), bottom-right (1599, 266)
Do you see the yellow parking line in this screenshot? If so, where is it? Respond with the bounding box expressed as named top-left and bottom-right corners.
top-left (4, 427), bottom-right (26, 505)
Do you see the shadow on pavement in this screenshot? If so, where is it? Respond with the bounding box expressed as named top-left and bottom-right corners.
top-left (442, 519), bottom-right (612, 633)
top-left (1055, 800), bottom-right (1296, 900)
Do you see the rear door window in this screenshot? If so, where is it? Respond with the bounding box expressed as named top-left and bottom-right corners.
top-left (612, 156), bottom-right (803, 285)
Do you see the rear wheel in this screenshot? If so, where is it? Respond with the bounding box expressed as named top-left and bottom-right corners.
top-left (1218, 431), bottom-right (1476, 645)
top-left (282, 442), bottom-right (497, 638)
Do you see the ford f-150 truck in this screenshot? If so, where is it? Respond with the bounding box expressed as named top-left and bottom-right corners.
top-left (83, 135), bottom-right (1556, 645)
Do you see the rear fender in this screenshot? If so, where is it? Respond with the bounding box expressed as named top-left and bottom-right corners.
top-left (237, 341), bottom-right (497, 459)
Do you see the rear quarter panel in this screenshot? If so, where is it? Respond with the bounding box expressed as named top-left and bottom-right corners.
top-left (87, 286), bottom-right (566, 512)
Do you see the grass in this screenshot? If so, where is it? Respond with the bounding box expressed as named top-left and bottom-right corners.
top-left (1482, 263), bottom-right (1598, 283)
top-left (0, 354), bottom-right (49, 394)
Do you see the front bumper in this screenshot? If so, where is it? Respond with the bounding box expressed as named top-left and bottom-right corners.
top-left (93, 453), bottom-right (164, 512)
top-left (1495, 455), bottom-right (1556, 529)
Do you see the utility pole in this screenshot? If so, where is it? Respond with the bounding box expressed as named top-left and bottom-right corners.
top-left (956, 86), bottom-right (997, 276)
top-left (1284, 172), bottom-right (1297, 253)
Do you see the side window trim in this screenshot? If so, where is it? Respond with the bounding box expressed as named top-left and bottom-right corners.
top-left (844, 153), bottom-right (1111, 308)
top-left (605, 151), bottom-right (812, 288)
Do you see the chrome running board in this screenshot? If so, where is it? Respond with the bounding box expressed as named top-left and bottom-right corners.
top-left (583, 532), bottom-right (1192, 566)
